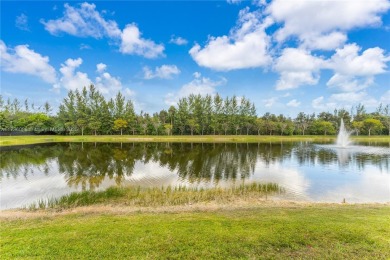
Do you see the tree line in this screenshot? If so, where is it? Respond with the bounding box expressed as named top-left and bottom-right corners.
top-left (1, 85), bottom-right (389, 136)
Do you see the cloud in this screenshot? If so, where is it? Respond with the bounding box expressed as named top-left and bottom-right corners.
top-left (57, 59), bottom-right (127, 95)
top-left (169, 35), bottom-right (188, 45)
top-left (330, 92), bottom-right (368, 103)
top-left (79, 43), bottom-right (91, 50)
top-left (123, 88), bottom-right (136, 98)
top-left (0, 39), bottom-right (131, 94)
top-left (329, 92), bottom-right (378, 108)
top-left (312, 92), bottom-right (380, 111)
top-left (41, 2), bottom-right (121, 38)
top-left (95, 69), bottom-right (122, 94)
top-left (58, 58), bottom-right (92, 91)
top-left (227, 0), bottom-right (242, 4)
top-left (326, 43), bottom-right (389, 92)
top-left (120, 24), bottom-right (165, 58)
top-left (96, 63), bottom-right (107, 73)
top-left (263, 97), bottom-right (278, 108)
top-left (42, 2), bottom-right (164, 58)
top-left (286, 99), bottom-right (300, 107)
top-left (380, 90), bottom-right (390, 104)
top-left (165, 73), bottom-right (227, 105)
top-left (143, 65), bottom-right (180, 79)
top-left (300, 32), bottom-right (347, 51)
top-left (189, 7), bottom-right (272, 71)
top-left (15, 13), bottom-right (29, 31)
top-left (273, 43), bottom-right (389, 91)
top-left (267, 0), bottom-right (390, 50)
top-left (0, 40), bottom-right (57, 84)
top-left (193, 72), bottom-right (201, 79)
top-left (312, 96), bottom-right (327, 110)
top-left (274, 48), bottom-right (325, 90)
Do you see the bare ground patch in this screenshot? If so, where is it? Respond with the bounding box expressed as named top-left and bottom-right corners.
top-left (1, 198), bottom-right (388, 220)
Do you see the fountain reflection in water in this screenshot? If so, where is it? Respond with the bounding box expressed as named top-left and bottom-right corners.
top-left (336, 119), bottom-right (352, 148)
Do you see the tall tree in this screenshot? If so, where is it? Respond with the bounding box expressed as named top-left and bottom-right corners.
top-left (352, 121), bottom-right (364, 136)
top-left (363, 118), bottom-right (383, 136)
top-left (295, 112), bottom-right (310, 135)
top-left (176, 98), bottom-right (189, 135)
top-left (382, 104), bottom-right (390, 136)
top-left (113, 118), bottom-right (128, 135)
top-left (187, 118), bottom-right (199, 136)
top-left (123, 100), bottom-right (136, 135)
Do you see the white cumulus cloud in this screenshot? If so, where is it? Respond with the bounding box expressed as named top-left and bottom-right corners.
top-left (327, 43), bottom-right (389, 92)
top-left (274, 48), bottom-right (325, 90)
top-left (165, 73), bottom-right (227, 106)
top-left (300, 32), bottom-right (347, 51)
top-left (189, 7), bottom-right (272, 71)
top-left (57, 59), bottom-right (126, 95)
top-left (41, 2), bottom-right (121, 38)
top-left (143, 65), bottom-right (181, 79)
top-left (96, 63), bottom-right (107, 73)
top-left (312, 92), bottom-right (380, 111)
top-left (58, 58), bottom-right (92, 91)
top-left (95, 72), bottom-right (122, 94)
top-left (120, 24), bottom-right (165, 58)
top-left (267, 0), bottom-right (390, 50)
top-left (169, 35), bottom-right (188, 45)
top-left (0, 40), bottom-right (57, 84)
top-left (263, 97), bottom-right (278, 108)
top-left (42, 2), bottom-right (164, 59)
top-left (286, 99), bottom-right (300, 107)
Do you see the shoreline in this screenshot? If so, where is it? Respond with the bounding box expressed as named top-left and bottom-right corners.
top-left (2, 199), bottom-right (389, 220)
top-left (1, 134), bottom-right (389, 147)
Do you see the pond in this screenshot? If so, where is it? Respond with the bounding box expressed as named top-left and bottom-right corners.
top-left (1, 141), bottom-right (389, 209)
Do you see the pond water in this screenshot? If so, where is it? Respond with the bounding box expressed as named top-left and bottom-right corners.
top-left (1, 141), bottom-right (389, 209)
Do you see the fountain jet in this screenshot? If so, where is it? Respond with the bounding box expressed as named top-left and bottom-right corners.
top-left (336, 119), bottom-right (352, 148)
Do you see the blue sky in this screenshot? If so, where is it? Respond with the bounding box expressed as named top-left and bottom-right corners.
top-left (1, 0), bottom-right (390, 116)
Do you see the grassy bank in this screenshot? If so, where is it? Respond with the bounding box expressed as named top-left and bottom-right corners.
top-left (1, 204), bottom-right (389, 259)
top-left (1, 134), bottom-right (389, 146)
top-left (26, 184), bottom-right (283, 210)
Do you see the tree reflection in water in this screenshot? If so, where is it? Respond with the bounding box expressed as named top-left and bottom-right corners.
top-left (1, 142), bottom-right (388, 190)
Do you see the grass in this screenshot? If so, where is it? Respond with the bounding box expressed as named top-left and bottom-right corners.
top-left (26, 183), bottom-right (283, 210)
top-left (2, 136), bottom-right (389, 258)
top-left (1, 205), bottom-right (389, 259)
top-left (1, 134), bottom-right (389, 146)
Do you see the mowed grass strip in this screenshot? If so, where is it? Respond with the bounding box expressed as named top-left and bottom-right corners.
top-left (1, 206), bottom-right (389, 259)
top-left (1, 135), bottom-right (389, 147)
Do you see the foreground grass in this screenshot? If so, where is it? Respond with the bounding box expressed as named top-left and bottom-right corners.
top-left (1, 205), bottom-right (389, 259)
top-left (1, 134), bottom-right (389, 146)
top-left (27, 183), bottom-right (283, 210)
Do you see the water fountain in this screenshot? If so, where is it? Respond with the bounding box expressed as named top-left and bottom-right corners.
top-left (333, 119), bottom-right (388, 156)
top-left (336, 119), bottom-right (352, 148)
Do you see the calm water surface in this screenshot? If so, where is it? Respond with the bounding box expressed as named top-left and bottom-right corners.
top-left (1, 142), bottom-right (389, 209)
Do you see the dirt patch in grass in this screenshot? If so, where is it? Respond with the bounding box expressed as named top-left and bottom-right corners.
top-left (2, 199), bottom-right (388, 220)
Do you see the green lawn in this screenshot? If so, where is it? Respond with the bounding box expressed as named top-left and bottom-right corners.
top-left (1, 134), bottom-right (389, 146)
top-left (1, 205), bottom-right (389, 259)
